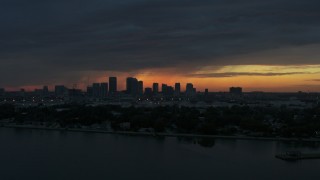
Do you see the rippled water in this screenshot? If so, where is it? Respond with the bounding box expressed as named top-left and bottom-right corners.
top-left (1, 128), bottom-right (320, 180)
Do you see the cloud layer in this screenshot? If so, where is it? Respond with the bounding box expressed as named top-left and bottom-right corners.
top-left (1, 0), bottom-right (320, 86)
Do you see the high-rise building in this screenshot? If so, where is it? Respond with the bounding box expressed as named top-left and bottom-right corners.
top-left (153, 83), bottom-right (159, 94)
top-left (100, 83), bottom-right (108, 98)
top-left (186, 83), bottom-right (196, 96)
top-left (162, 84), bottom-right (168, 95)
top-left (186, 83), bottom-right (193, 95)
top-left (126, 77), bottom-right (138, 95)
top-left (109, 77), bottom-right (117, 93)
top-left (175, 83), bottom-right (181, 95)
top-left (138, 81), bottom-right (143, 95)
top-left (92, 83), bottom-right (101, 98)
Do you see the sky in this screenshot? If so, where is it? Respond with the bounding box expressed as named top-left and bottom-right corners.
top-left (1, 0), bottom-right (320, 92)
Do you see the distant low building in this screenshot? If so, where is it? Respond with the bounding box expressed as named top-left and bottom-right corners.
top-left (55, 85), bottom-right (67, 97)
top-left (144, 88), bottom-right (153, 97)
top-left (230, 87), bottom-right (243, 95)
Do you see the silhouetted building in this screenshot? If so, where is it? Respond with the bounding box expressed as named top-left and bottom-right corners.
top-left (43, 86), bottom-right (49, 96)
top-left (55, 85), bottom-right (67, 97)
top-left (153, 83), bottom-right (159, 94)
top-left (126, 77), bottom-right (138, 95)
top-left (69, 88), bottom-right (82, 98)
top-left (205, 89), bottom-right (209, 96)
top-left (167, 86), bottom-right (174, 96)
top-left (162, 84), bottom-right (168, 95)
top-left (144, 88), bottom-right (153, 97)
top-left (100, 83), bottom-right (108, 98)
top-left (186, 83), bottom-right (194, 96)
top-left (138, 81), bottom-right (143, 95)
top-left (43, 86), bottom-right (49, 92)
top-left (109, 77), bottom-right (117, 93)
top-left (92, 83), bottom-right (101, 98)
top-left (230, 87), bottom-right (243, 95)
top-left (175, 83), bottom-right (181, 95)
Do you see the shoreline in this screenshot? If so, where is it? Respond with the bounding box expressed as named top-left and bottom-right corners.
top-left (1, 124), bottom-right (320, 142)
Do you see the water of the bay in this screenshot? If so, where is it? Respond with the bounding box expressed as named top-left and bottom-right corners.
top-left (1, 127), bottom-right (320, 180)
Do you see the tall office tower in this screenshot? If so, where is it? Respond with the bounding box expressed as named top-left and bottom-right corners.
top-left (92, 83), bottom-right (101, 98)
top-left (175, 83), bottom-right (181, 95)
top-left (138, 81), bottom-right (143, 95)
top-left (126, 77), bottom-right (138, 95)
top-left (162, 84), bottom-right (168, 95)
top-left (109, 77), bottom-right (117, 93)
top-left (186, 83), bottom-right (194, 96)
top-left (153, 83), bottom-right (159, 94)
top-left (100, 83), bottom-right (108, 98)
top-left (55, 85), bottom-right (67, 96)
top-left (230, 87), bottom-right (243, 95)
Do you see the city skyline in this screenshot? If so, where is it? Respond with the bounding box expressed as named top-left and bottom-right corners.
top-left (0, 76), bottom-right (246, 94)
top-left (1, 72), bottom-right (320, 93)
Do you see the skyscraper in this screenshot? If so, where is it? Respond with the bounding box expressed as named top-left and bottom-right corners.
top-left (92, 83), bottom-right (101, 98)
top-left (126, 77), bottom-right (138, 95)
top-left (175, 83), bottom-right (181, 95)
top-left (100, 83), bottom-right (108, 98)
top-left (109, 77), bottom-right (117, 93)
top-left (162, 84), bottom-right (168, 95)
top-left (186, 83), bottom-right (194, 96)
top-left (138, 81), bottom-right (143, 95)
top-left (153, 83), bottom-right (159, 94)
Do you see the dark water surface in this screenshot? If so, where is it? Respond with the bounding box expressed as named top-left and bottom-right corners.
top-left (1, 128), bottom-right (320, 180)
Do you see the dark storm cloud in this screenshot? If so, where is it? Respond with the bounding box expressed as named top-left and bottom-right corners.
top-left (1, 0), bottom-right (320, 86)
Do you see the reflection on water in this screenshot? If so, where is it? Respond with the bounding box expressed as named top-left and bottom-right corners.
top-left (1, 128), bottom-right (320, 180)
top-left (177, 137), bottom-right (216, 148)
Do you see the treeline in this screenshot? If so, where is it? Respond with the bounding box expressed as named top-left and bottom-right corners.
top-left (1, 103), bottom-right (320, 137)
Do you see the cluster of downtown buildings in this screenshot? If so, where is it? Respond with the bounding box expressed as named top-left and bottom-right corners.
top-left (0, 76), bottom-right (243, 102)
top-left (59, 77), bottom-right (209, 98)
